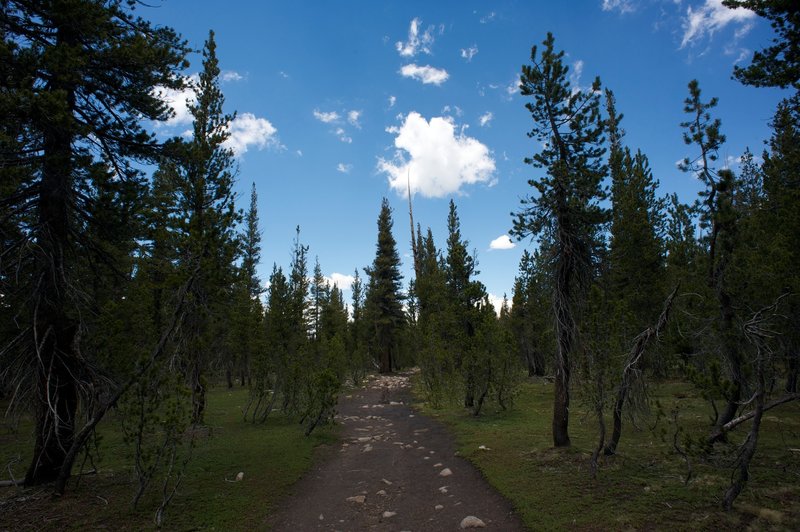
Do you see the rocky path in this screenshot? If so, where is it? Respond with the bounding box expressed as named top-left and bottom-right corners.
top-left (268, 371), bottom-right (524, 531)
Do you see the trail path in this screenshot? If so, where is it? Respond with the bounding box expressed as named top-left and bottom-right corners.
top-left (268, 371), bottom-right (524, 531)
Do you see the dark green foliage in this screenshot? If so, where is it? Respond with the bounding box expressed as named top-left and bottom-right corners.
top-left (0, 0), bottom-right (187, 487)
top-left (513, 32), bottom-right (608, 447)
top-left (723, 0), bottom-right (800, 91)
top-left (364, 198), bottom-right (405, 373)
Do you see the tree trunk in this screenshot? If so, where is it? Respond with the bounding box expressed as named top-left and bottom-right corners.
top-left (552, 238), bottom-right (573, 448)
top-left (25, 36), bottom-right (79, 485)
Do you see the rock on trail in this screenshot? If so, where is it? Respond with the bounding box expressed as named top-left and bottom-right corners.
top-left (267, 371), bottom-right (523, 530)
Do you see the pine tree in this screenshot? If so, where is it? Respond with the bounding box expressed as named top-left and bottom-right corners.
top-left (364, 198), bottom-right (405, 373)
top-left (0, 0), bottom-right (187, 486)
top-left (165, 30), bottom-right (239, 424)
top-left (512, 33), bottom-right (608, 447)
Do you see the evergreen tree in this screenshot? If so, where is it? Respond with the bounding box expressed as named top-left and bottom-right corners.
top-left (364, 198), bottom-right (405, 373)
top-left (513, 33), bottom-right (608, 447)
top-left (723, 1), bottom-right (800, 92)
top-left (165, 30), bottom-right (239, 424)
top-left (0, 0), bottom-right (187, 486)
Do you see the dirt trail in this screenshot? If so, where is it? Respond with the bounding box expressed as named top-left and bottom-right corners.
top-left (268, 371), bottom-right (524, 531)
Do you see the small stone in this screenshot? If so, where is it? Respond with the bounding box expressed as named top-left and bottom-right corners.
top-left (435, 504), bottom-right (444, 510)
top-left (460, 516), bottom-right (486, 528)
top-left (439, 468), bottom-right (453, 477)
top-left (423, 456), bottom-right (430, 460)
top-left (382, 511), bottom-right (397, 518)
top-left (363, 444), bottom-right (373, 452)
top-left (235, 471), bottom-right (244, 481)
top-left (346, 495), bottom-right (366, 504)
top-left (319, 514), bottom-right (324, 520)
top-left (376, 489), bottom-right (387, 496)
top-left (438, 486), bottom-right (448, 494)
top-left (381, 478), bottom-right (393, 485)
top-left (478, 445), bottom-right (491, 451)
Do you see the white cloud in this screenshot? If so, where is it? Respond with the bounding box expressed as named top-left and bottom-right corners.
top-left (400, 64), bottom-right (449, 85)
top-left (296, 149), bottom-right (303, 157)
top-left (336, 163), bottom-right (352, 173)
top-left (278, 71), bottom-right (290, 79)
top-left (154, 75), bottom-right (198, 126)
top-left (223, 113), bottom-right (279, 156)
top-left (681, 0), bottom-right (755, 48)
top-left (377, 112), bottom-right (496, 198)
top-left (327, 273), bottom-right (355, 291)
top-left (442, 105), bottom-right (463, 117)
top-left (388, 95), bottom-right (397, 108)
top-left (461, 45), bottom-right (479, 62)
top-left (313, 109), bottom-right (340, 123)
top-left (486, 293), bottom-right (506, 316)
top-left (335, 128), bottom-right (352, 144)
top-left (479, 112), bottom-right (493, 127)
top-left (396, 18), bottom-right (435, 57)
top-left (489, 234), bottom-right (515, 250)
top-left (348, 110), bottom-right (362, 128)
top-left (601, 0), bottom-right (636, 13)
top-left (505, 75), bottom-right (519, 99)
top-left (221, 70), bottom-right (244, 82)
top-left (569, 60), bottom-right (586, 94)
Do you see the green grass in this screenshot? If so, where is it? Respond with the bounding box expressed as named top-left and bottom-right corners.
top-left (0, 387), bottom-right (336, 530)
top-left (416, 378), bottom-right (800, 531)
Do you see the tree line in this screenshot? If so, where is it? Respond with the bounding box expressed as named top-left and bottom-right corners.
top-left (1, 0), bottom-right (798, 517)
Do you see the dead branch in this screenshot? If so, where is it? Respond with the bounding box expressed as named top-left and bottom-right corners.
top-left (605, 284), bottom-right (679, 455)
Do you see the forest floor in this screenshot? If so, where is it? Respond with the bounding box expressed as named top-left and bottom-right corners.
top-left (268, 370), bottom-right (524, 531)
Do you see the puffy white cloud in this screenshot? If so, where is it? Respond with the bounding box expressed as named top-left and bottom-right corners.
top-left (336, 163), bottom-right (352, 173)
top-left (313, 109), bottom-right (340, 123)
top-left (681, 0), bottom-right (755, 48)
top-left (601, 0), bottom-right (636, 13)
top-left (221, 70), bottom-right (244, 82)
top-left (348, 110), bottom-right (362, 128)
top-left (396, 18), bottom-right (435, 57)
top-left (154, 76), bottom-right (197, 126)
top-left (479, 112), bottom-right (493, 127)
top-left (400, 64), bottom-right (449, 85)
top-left (489, 234), bottom-right (515, 250)
top-left (486, 293), bottom-right (507, 316)
top-left (223, 113), bottom-right (279, 156)
top-left (461, 45), bottom-right (479, 62)
top-left (378, 112), bottom-right (496, 198)
top-left (327, 272), bottom-right (355, 291)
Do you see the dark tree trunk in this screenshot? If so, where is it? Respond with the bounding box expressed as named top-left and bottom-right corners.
top-left (552, 225), bottom-right (573, 448)
top-left (25, 37), bottom-right (79, 485)
top-left (712, 289), bottom-right (742, 441)
top-left (226, 368), bottom-right (233, 389)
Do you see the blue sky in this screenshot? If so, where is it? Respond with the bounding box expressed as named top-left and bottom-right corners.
top-left (146, 0), bottom-right (788, 308)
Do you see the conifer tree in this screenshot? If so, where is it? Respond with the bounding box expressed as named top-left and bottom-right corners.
top-left (513, 33), bottom-right (608, 447)
top-left (364, 198), bottom-right (405, 373)
top-left (0, 0), bottom-right (187, 486)
top-left (164, 30), bottom-right (239, 424)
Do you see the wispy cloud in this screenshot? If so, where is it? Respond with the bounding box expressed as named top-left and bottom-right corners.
top-left (221, 70), bottom-right (244, 82)
top-left (680, 0), bottom-right (755, 48)
top-left (489, 234), bottom-right (515, 250)
top-left (461, 45), bottom-right (479, 62)
top-left (400, 64), bottom-right (449, 85)
top-left (348, 110), bottom-right (362, 128)
top-left (479, 112), bottom-right (493, 127)
top-left (313, 109), bottom-right (340, 123)
top-left (378, 112), bottom-right (495, 198)
top-left (396, 18), bottom-right (436, 57)
top-left (479, 11), bottom-right (496, 24)
top-left (388, 95), bottom-right (397, 108)
top-left (601, 0), bottom-right (636, 14)
top-left (336, 163), bottom-right (353, 174)
top-left (335, 128), bottom-right (352, 144)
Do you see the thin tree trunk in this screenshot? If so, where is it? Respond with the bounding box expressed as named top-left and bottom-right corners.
top-left (605, 286), bottom-right (678, 455)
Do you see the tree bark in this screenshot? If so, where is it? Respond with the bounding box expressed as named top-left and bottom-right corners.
top-left (25, 22), bottom-right (79, 485)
